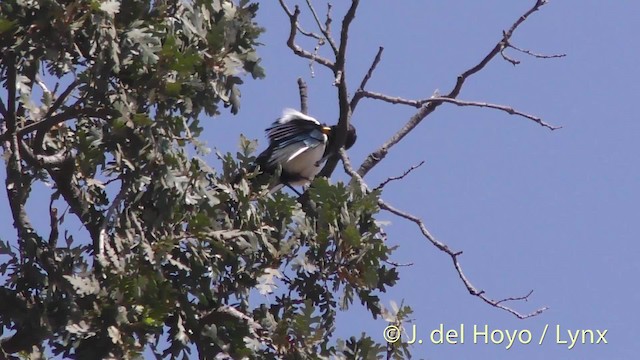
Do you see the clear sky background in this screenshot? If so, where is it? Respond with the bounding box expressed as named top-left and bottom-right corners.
top-left (2, 1), bottom-right (638, 359)
top-left (203, 1), bottom-right (639, 359)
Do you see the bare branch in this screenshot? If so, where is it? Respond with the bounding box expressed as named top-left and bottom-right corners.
top-left (357, 0), bottom-right (551, 177)
top-left (508, 43), bottom-right (567, 60)
top-left (358, 90), bottom-right (561, 130)
top-left (381, 201), bottom-right (548, 319)
top-left (350, 46), bottom-right (384, 111)
top-left (500, 45), bottom-right (521, 65)
top-left (373, 160), bottom-right (424, 192)
top-left (357, 90), bottom-right (421, 107)
top-left (278, 1), bottom-right (335, 70)
top-left (448, 0), bottom-right (548, 99)
top-left (383, 259), bottom-right (414, 267)
top-left (297, 78), bottom-right (309, 114)
top-left (305, 0), bottom-right (338, 54)
top-left (339, 148), bottom-right (368, 192)
top-left (294, 23), bottom-right (324, 41)
top-left (325, 3), bottom-right (333, 36)
top-left (356, 104), bottom-right (431, 178)
top-left (429, 96), bottom-right (562, 130)
top-left (317, 0), bottom-right (361, 179)
top-left (358, 46), bottom-right (384, 91)
top-left (335, 0), bottom-right (359, 76)
top-left (339, 150), bottom-right (547, 319)
top-left (495, 290), bottom-right (535, 305)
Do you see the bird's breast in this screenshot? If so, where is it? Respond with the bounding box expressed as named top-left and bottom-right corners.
top-left (282, 143), bottom-right (327, 185)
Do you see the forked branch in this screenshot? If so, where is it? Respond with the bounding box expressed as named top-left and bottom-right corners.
top-left (357, 0), bottom-right (554, 177)
top-left (278, 0), bottom-right (335, 70)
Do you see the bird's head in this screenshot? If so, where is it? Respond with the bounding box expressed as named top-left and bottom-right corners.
top-left (327, 122), bottom-right (357, 151)
top-left (344, 123), bottom-right (357, 150)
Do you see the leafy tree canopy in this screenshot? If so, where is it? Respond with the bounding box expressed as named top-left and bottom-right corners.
top-left (0, 1), bottom-right (403, 358)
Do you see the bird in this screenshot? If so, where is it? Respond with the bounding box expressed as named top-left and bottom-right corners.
top-left (239, 108), bottom-right (357, 195)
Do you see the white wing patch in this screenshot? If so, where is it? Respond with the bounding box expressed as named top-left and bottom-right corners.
top-left (282, 144), bottom-right (327, 185)
top-left (279, 108), bottom-right (321, 125)
top-left (287, 146), bottom-right (311, 162)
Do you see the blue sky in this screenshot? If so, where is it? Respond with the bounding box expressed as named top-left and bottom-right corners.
top-left (2, 0), bottom-right (638, 359)
top-left (202, 1), bottom-right (639, 359)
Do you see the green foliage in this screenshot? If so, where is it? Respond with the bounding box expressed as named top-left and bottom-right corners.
top-left (0, 0), bottom-right (408, 359)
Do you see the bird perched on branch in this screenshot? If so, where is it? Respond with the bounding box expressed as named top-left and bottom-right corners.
top-left (238, 108), bottom-right (357, 194)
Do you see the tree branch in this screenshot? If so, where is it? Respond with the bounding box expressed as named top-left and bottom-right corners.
top-left (48, 162), bottom-right (104, 248)
top-left (373, 160), bottom-right (424, 192)
top-left (431, 96), bottom-right (562, 130)
top-left (317, 0), bottom-right (360, 178)
top-left (358, 90), bottom-right (561, 130)
top-left (379, 200), bottom-right (548, 319)
top-left (278, 1), bottom-right (335, 70)
top-left (448, 0), bottom-right (548, 99)
top-left (340, 150), bottom-right (547, 319)
top-left (357, 0), bottom-right (550, 177)
top-left (297, 78), bottom-right (309, 114)
top-left (305, 0), bottom-right (338, 55)
top-left (3, 53), bottom-right (34, 242)
top-left (0, 107), bottom-right (114, 144)
top-left (41, 80), bottom-right (79, 122)
top-left (507, 42), bottom-right (567, 61)
top-left (350, 46), bottom-right (384, 112)
top-left (1, 53), bottom-right (48, 356)
top-left (19, 140), bottom-right (71, 168)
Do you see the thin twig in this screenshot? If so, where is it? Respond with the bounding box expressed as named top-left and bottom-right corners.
top-left (383, 259), bottom-right (414, 267)
top-left (305, 0), bottom-right (338, 54)
top-left (350, 46), bottom-right (384, 111)
top-left (430, 96), bottom-right (562, 130)
top-left (373, 160), bottom-right (424, 192)
top-left (358, 46), bottom-right (384, 91)
top-left (358, 90), bottom-right (561, 130)
top-left (295, 24), bottom-right (324, 41)
top-left (508, 43), bottom-right (567, 60)
top-left (500, 46), bottom-right (521, 65)
top-left (325, 3), bottom-right (333, 36)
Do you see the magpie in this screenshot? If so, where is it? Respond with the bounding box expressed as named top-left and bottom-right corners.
top-left (241, 108), bottom-right (357, 194)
